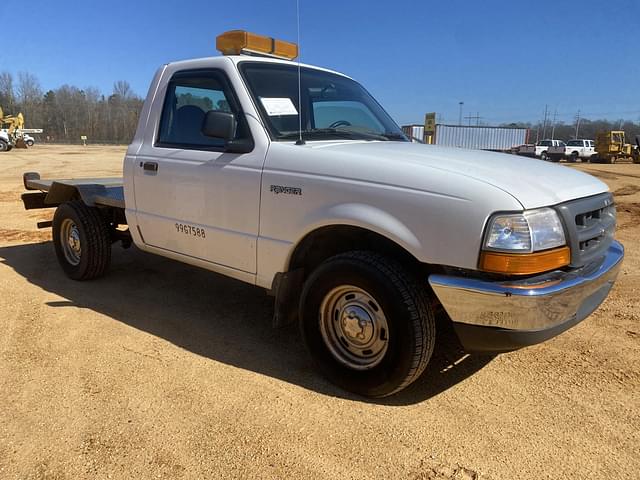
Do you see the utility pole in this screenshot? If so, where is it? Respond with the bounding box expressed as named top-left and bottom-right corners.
top-left (574, 110), bottom-right (581, 139)
top-left (464, 113), bottom-right (482, 126)
top-left (458, 102), bottom-right (464, 126)
top-left (551, 108), bottom-right (558, 139)
top-left (542, 105), bottom-right (549, 139)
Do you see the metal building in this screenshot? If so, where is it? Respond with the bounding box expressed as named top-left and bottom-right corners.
top-left (402, 124), bottom-right (530, 151)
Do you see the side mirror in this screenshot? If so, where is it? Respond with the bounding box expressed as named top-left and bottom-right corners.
top-left (202, 110), bottom-right (236, 140)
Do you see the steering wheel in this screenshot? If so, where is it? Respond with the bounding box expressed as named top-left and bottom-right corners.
top-left (328, 120), bottom-right (352, 129)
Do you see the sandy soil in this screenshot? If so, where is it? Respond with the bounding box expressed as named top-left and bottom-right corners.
top-left (0, 145), bottom-right (638, 479)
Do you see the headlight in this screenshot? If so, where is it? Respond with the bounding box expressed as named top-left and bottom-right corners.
top-left (484, 208), bottom-right (566, 253)
top-left (480, 208), bottom-right (570, 275)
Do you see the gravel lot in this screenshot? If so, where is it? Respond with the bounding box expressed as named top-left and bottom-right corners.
top-left (1, 145), bottom-right (638, 479)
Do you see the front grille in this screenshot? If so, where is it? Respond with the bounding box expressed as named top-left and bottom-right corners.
top-left (555, 192), bottom-right (616, 267)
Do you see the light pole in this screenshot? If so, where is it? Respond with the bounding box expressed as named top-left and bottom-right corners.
top-left (458, 102), bottom-right (464, 126)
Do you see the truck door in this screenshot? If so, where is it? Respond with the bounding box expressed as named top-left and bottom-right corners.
top-left (132, 69), bottom-right (264, 274)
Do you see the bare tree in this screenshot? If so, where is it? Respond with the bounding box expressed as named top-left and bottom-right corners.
top-left (0, 71), bottom-right (15, 112)
top-left (113, 80), bottom-right (132, 100)
top-left (17, 71), bottom-right (42, 104)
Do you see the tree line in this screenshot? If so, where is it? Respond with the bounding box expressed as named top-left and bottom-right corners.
top-left (502, 118), bottom-right (640, 144)
top-left (0, 71), bottom-right (143, 144)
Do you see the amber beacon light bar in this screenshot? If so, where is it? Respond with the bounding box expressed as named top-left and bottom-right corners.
top-left (216, 30), bottom-right (298, 60)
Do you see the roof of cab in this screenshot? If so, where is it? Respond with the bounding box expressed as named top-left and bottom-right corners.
top-left (164, 54), bottom-right (350, 79)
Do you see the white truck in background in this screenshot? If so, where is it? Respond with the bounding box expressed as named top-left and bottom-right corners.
top-left (519, 139), bottom-right (565, 161)
top-left (560, 139), bottom-right (597, 162)
top-left (18, 31), bottom-right (624, 398)
top-left (0, 130), bottom-right (11, 151)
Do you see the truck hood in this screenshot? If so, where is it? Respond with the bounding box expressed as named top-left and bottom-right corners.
top-left (307, 141), bottom-right (608, 209)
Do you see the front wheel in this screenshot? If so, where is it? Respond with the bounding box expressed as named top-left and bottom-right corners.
top-left (26, 140), bottom-right (34, 147)
top-left (52, 201), bottom-right (112, 280)
top-left (299, 251), bottom-right (436, 397)
top-left (541, 151), bottom-right (549, 161)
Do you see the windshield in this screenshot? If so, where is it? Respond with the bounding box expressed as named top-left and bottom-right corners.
top-left (239, 62), bottom-right (407, 142)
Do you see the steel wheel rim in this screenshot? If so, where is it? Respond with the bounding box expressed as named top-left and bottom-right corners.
top-left (319, 285), bottom-right (389, 370)
top-left (60, 218), bottom-right (81, 266)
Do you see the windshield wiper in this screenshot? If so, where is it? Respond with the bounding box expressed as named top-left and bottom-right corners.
top-left (277, 128), bottom-right (389, 141)
top-left (381, 132), bottom-right (409, 141)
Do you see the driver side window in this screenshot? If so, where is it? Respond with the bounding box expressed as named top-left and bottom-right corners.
top-left (157, 70), bottom-right (248, 150)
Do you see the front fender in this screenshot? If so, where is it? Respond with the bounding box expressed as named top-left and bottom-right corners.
top-left (298, 202), bottom-right (423, 259)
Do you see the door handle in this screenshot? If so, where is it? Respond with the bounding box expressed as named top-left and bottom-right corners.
top-left (142, 161), bottom-right (158, 172)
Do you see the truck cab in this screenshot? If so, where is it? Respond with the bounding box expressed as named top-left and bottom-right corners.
top-left (564, 139), bottom-right (596, 162)
top-left (21, 31), bottom-right (624, 397)
top-left (518, 139), bottom-right (565, 161)
top-left (537, 139), bottom-right (565, 161)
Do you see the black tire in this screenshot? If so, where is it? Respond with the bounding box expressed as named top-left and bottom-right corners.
top-left (52, 201), bottom-right (111, 280)
top-left (0, 140), bottom-right (7, 152)
top-left (541, 151), bottom-right (549, 161)
top-left (569, 152), bottom-right (579, 163)
top-left (26, 140), bottom-right (34, 147)
top-left (299, 251), bottom-right (436, 397)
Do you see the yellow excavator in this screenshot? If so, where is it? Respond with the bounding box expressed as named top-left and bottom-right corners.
top-left (0, 106), bottom-right (42, 151)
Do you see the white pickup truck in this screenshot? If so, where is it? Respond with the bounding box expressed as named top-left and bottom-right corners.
top-left (20, 31), bottom-right (623, 397)
top-left (519, 139), bottom-right (565, 161)
top-left (0, 130), bottom-right (13, 151)
top-left (561, 139), bottom-right (597, 162)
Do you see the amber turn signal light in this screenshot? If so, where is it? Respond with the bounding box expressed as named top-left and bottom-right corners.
top-left (216, 30), bottom-right (298, 60)
top-left (479, 246), bottom-right (571, 275)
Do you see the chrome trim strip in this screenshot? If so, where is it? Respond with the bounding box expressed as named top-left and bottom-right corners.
top-left (428, 241), bottom-right (624, 331)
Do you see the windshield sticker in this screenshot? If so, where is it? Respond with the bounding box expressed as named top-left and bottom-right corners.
top-left (260, 97), bottom-right (298, 116)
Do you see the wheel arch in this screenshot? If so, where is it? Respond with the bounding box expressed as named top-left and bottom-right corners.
top-left (285, 202), bottom-right (430, 274)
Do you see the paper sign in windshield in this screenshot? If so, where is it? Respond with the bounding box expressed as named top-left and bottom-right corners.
top-left (260, 97), bottom-right (298, 116)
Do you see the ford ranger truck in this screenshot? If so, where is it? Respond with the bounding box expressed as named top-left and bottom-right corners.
top-left (20, 31), bottom-right (624, 397)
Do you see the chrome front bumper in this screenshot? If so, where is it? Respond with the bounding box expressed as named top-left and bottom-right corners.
top-left (428, 241), bottom-right (624, 352)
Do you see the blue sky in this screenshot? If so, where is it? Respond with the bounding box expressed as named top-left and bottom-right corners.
top-left (2, 0), bottom-right (638, 126)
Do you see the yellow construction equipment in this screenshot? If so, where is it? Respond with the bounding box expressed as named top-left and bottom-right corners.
top-left (594, 130), bottom-right (640, 164)
top-left (0, 106), bottom-right (42, 150)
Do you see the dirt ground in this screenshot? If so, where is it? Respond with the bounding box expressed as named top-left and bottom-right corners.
top-left (0, 145), bottom-right (638, 479)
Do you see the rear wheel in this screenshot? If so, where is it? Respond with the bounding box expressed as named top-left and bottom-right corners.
top-left (299, 251), bottom-right (435, 397)
top-left (541, 151), bottom-right (549, 161)
top-left (52, 201), bottom-right (111, 280)
top-left (26, 140), bottom-right (34, 147)
top-left (569, 152), bottom-right (579, 163)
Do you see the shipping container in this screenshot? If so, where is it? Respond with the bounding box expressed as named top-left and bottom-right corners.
top-left (434, 125), bottom-right (529, 151)
top-left (401, 125), bottom-right (425, 142)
